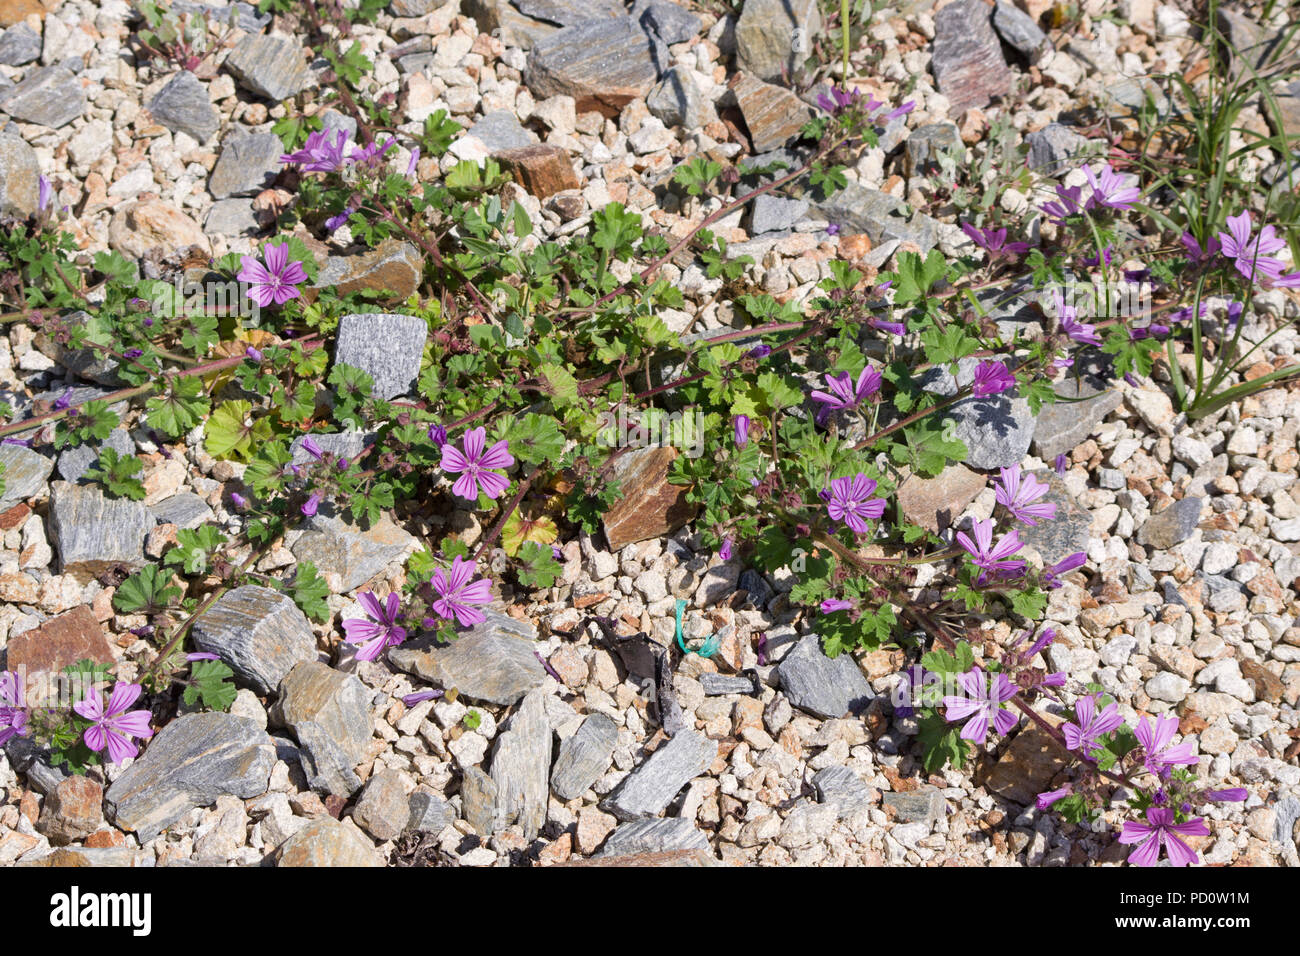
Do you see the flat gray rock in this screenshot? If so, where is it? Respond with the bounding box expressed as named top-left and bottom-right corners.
top-left (105, 712), bottom-right (275, 844)
top-left (1138, 496), bottom-right (1203, 550)
top-left (0, 23), bottom-right (42, 66)
top-left (289, 429), bottom-right (374, 466)
top-left (699, 673), bottom-right (756, 696)
top-left (351, 770), bottom-right (409, 842)
top-left (224, 33), bottom-right (311, 101)
top-left (1019, 470), bottom-right (1091, 565)
top-left (1031, 360), bottom-right (1122, 460)
top-left (550, 711), bottom-right (617, 800)
top-left (272, 661), bottom-right (372, 797)
top-left (883, 787), bottom-right (945, 825)
top-left (461, 766), bottom-right (498, 835)
top-left (603, 729), bottom-right (716, 820)
top-left (919, 356), bottom-right (1034, 470)
top-left (598, 817), bottom-right (710, 856)
top-left (646, 64), bottom-right (709, 129)
top-left (48, 480), bottom-right (149, 578)
top-left (776, 634), bottom-right (874, 719)
top-left (289, 508), bottom-right (415, 593)
top-left (191, 585), bottom-right (318, 695)
top-left (1274, 796), bottom-right (1300, 845)
top-left (634, 0), bottom-right (702, 44)
top-left (0, 66), bottom-right (86, 128)
top-left (0, 442), bottom-right (53, 505)
top-left (1025, 123), bottom-right (1092, 176)
top-left (747, 194), bottom-right (808, 234)
top-left (147, 70), bottom-right (220, 143)
top-left (513, 0), bottom-right (623, 27)
top-left (992, 0), bottom-right (1049, 57)
top-left (525, 17), bottom-right (666, 115)
top-left (209, 131), bottom-right (282, 198)
top-left (0, 130), bottom-right (39, 218)
top-left (205, 198), bottom-right (260, 236)
top-left (170, 1), bottom-right (271, 33)
top-left (490, 687), bottom-right (550, 840)
top-left (149, 491), bottom-right (215, 529)
top-left (388, 610), bottom-right (545, 706)
top-left (931, 0), bottom-right (1012, 117)
top-left (812, 766), bottom-right (875, 817)
top-left (734, 0), bottom-right (821, 83)
top-left (333, 313), bottom-right (427, 400)
top-left (904, 123), bottom-right (964, 178)
top-left (468, 109), bottom-right (535, 152)
top-left (55, 428), bottom-right (133, 484)
top-left (813, 181), bottom-right (939, 252)
top-left (407, 788), bottom-right (455, 834)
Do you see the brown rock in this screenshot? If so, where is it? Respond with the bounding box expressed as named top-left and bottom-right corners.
top-left (108, 200), bottom-right (211, 259)
top-left (496, 144), bottom-right (581, 199)
top-left (84, 828), bottom-right (127, 848)
top-left (5, 605), bottom-right (114, 683)
top-left (978, 714), bottom-right (1068, 805)
top-left (931, 0), bottom-right (1013, 117)
top-left (1241, 659), bottom-right (1284, 704)
top-left (731, 73), bottom-right (814, 154)
top-left (602, 445), bottom-right (697, 551)
top-left (897, 464), bottom-right (986, 533)
top-left (0, 0), bottom-right (48, 27)
top-left (537, 832), bottom-right (572, 865)
top-left (575, 806), bottom-right (617, 854)
top-left (313, 238), bottom-right (422, 300)
top-left (275, 816), bottom-right (384, 866)
top-left (0, 502), bottom-right (30, 530)
top-left (37, 776), bottom-right (104, 846)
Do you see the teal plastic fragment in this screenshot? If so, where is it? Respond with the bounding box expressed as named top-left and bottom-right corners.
top-left (675, 598), bottom-right (720, 658)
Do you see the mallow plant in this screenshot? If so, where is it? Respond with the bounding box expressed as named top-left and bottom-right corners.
top-left (0, 0), bottom-right (1285, 865)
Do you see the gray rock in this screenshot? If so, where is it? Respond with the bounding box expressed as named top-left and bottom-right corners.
top-left (273, 661), bottom-right (372, 797)
top-left (699, 673), bottom-right (756, 696)
top-left (634, 0), bottom-right (702, 44)
top-left (0, 66), bottom-right (86, 127)
top-left (389, 610), bottom-right (546, 706)
top-left (738, 568), bottom-right (772, 607)
top-left (289, 508), bottom-right (415, 593)
top-left (0, 129), bottom-right (38, 218)
top-left (1031, 358), bottom-right (1122, 459)
top-left (931, 0), bottom-right (1012, 116)
top-left (224, 34), bottom-right (311, 101)
top-left (1018, 471), bottom-right (1090, 565)
top-left (1025, 123), bottom-right (1091, 176)
top-left (0, 442), bottom-right (53, 505)
top-left (469, 109), bottom-right (536, 152)
top-left (1138, 496), bottom-right (1203, 550)
top-left (747, 194), bottom-right (808, 234)
top-left (525, 17), bottom-right (666, 115)
top-left (290, 429), bottom-right (374, 466)
top-left (464, 0), bottom-right (561, 50)
top-left (992, 0), bottom-right (1049, 58)
top-left (514, 0), bottom-right (623, 26)
top-left (598, 817), bottom-right (709, 855)
top-left (550, 711), bottom-right (617, 800)
top-left (205, 198), bottom-right (259, 237)
top-left (734, 0), bottom-right (821, 83)
top-left (4, 737), bottom-right (70, 796)
top-left (490, 687), bottom-right (550, 840)
top-left (274, 815), bottom-right (383, 866)
top-left (48, 480), bottom-right (149, 578)
top-left (390, 0), bottom-right (436, 14)
top-left (191, 585), bottom-right (318, 695)
top-left (813, 181), bottom-right (939, 252)
top-left (0, 23), bottom-right (41, 66)
top-left (104, 713), bottom-right (275, 844)
top-left (731, 74), bottom-right (814, 153)
top-left (147, 70), bottom-right (220, 143)
top-left (55, 428), bottom-right (133, 484)
top-left (904, 123), bottom-right (965, 178)
top-left (149, 491), bottom-right (215, 529)
top-left (209, 131), bottom-right (282, 198)
top-left (461, 766), bottom-right (498, 835)
top-left (812, 765), bottom-right (875, 817)
top-left (171, 1), bottom-right (271, 32)
top-left (603, 729), bottom-right (716, 820)
top-left (333, 312), bottom-right (427, 400)
top-left (883, 786), bottom-right (945, 825)
top-left (919, 356), bottom-right (1033, 470)
top-left (351, 770), bottom-right (409, 842)
top-left (406, 788), bottom-right (455, 834)
top-left (1274, 796), bottom-right (1300, 845)
top-left (646, 64), bottom-right (709, 129)
top-left (776, 634), bottom-right (874, 719)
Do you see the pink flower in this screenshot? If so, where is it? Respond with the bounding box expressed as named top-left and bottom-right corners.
top-left (1218, 210), bottom-right (1289, 284)
top-left (73, 683), bottom-right (154, 764)
top-left (0, 671), bottom-right (28, 746)
top-left (431, 555), bottom-right (493, 627)
top-left (994, 464), bottom-right (1056, 526)
top-left (238, 242), bottom-right (308, 307)
top-left (1135, 714), bottom-right (1198, 775)
top-left (824, 473), bottom-right (886, 534)
top-left (956, 518), bottom-right (1025, 577)
top-left (1083, 163), bottom-right (1141, 211)
top-left (280, 129), bottom-right (351, 172)
top-left (971, 360), bottom-right (1016, 397)
top-left (1118, 807), bottom-right (1209, 867)
top-left (1062, 694), bottom-right (1124, 758)
top-left (820, 599), bottom-right (854, 614)
top-left (343, 592), bottom-right (408, 661)
top-left (943, 669), bottom-right (1018, 743)
top-left (441, 427), bottom-right (514, 501)
top-left (810, 366), bottom-right (882, 422)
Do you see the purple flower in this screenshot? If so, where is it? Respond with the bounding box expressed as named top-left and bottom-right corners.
top-left (1084, 164), bottom-right (1141, 211)
top-left (245, 346), bottom-right (264, 362)
top-left (441, 426), bottom-right (514, 501)
top-left (343, 592), bottom-right (408, 661)
top-left (300, 436), bottom-right (324, 461)
top-left (825, 223), bottom-right (840, 237)
top-left (349, 136), bottom-right (397, 169)
top-left (1043, 551), bottom-right (1086, 589)
top-left (0, 671), bottom-right (28, 746)
top-left (1205, 788), bottom-right (1248, 803)
top-left (810, 366), bottom-right (882, 422)
top-left (1181, 232), bottom-right (1221, 264)
top-left (406, 147), bottom-right (421, 178)
top-left (431, 555), bottom-right (493, 627)
top-left (824, 473), bottom-right (886, 534)
top-left (960, 222), bottom-right (1029, 258)
top-left (1036, 787), bottom-right (1071, 810)
top-left (820, 599), bottom-right (854, 614)
top-left (1218, 210), bottom-right (1289, 284)
top-left (402, 690), bottom-right (443, 706)
top-left (280, 129), bottom-right (351, 172)
top-left (1019, 627), bottom-right (1056, 662)
top-left (301, 492), bottom-right (321, 517)
top-left (994, 464), bottom-right (1056, 526)
top-left (1226, 301), bottom-right (1244, 327)
top-left (1081, 245), bottom-right (1114, 268)
top-left (37, 175), bottom-right (53, 213)
top-left (428, 424), bottom-right (448, 447)
top-left (971, 360), bottom-right (1015, 397)
top-left (1118, 808), bottom-right (1208, 867)
top-left (943, 669), bottom-right (1018, 743)
top-left (1054, 453), bottom-right (1068, 475)
top-left (817, 85), bottom-right (860, 114)
top-left (719, 537), bottom-right (733, 561)
top-left (54, 389), bottom-right (73, 410)
top-left (1051, 291), bottom-right (1101, 346)
top-left (747, 344), bottom-right (772, 359)
top-left (325, 205), bottom-right (356, 232)
top-left (869, 315), bottom-right (906, 336)
top-left (1041, 183), bottom-right (1084, 223)
top-left (73, 682), bottom-right (154, 764)
top-left (238, 242), bottom-right (308, 308)
top-left (186, 652), bottom-right (220, 662)
top-left (2, 437), bottom-right (32, 447)
top-left (1135, 714), bottom-right (1198, 775)
top-left (956, 518), bottom-right (1025, 577)
top-left (230, 492), bottom-right (250, 511)
top-left (1062, 694), bottom-right (1124, 758)
top-left (733, 414), bottom-right (749, 448)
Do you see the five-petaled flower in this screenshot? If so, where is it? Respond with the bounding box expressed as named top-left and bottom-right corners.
top-left (1217, 210), bottom-right (1300, 286)
top-left (1083, 163), bottom-right (1142, 211)
top-left (430, 555), bottom-right (493, 627)
top-left (441, 427), bottom-right (514, 501)
top-left (343, 592), bottom-right (408, 661)
top-left (1062, 694), bottom-right (1124, 759)
top-left (1118, 807), bottom-right (1209, 867)
top-left (961, 222), bottom-right (1030, 258)
top-left (943, 669), bottom-right (1018, 743)
top-left (810, 366), bottom-right (882, 422)
top-left (73, 682), bottom-right (154, 764)
top-left (824, 473), bottom-right (886, 534)
top-left (994, 464), bottom-right (1056, 526)
top-left (238, 242), bottom-right (308, 307)
top-left (1134, 714), bottom-right (1198, 776)
top-left (280, 129), bottom-right (351, 172)
top-left (971, 360), bottom-right (1016, 397)
top-left (956, 518), bottom-right (1025, 578)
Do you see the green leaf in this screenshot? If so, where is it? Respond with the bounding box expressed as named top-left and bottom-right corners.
top-left (84, 447), bottom-right (147, 500)
top-left (113, 565), bottom-right (181, 613)
top-left (516, 540), bottom-right (561, 589)
top-left (163, 525), bottom-right (228, 575)
top-left (290, 561), bottom-right (331, 622)
top-left (183, 659), bottom-right (238, 712)
top-left (146, 376), bottom-right (210, 438)
top-left (206, 399), bottom-right (272, 461)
